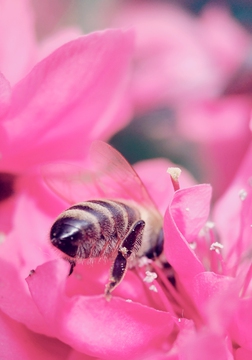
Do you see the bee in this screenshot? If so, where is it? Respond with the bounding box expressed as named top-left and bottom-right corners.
top-left (44, 141), bottom-right (165, 299)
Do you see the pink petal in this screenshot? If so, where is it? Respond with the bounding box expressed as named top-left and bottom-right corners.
top-left (0, 309), bottom-right (71, 360)
top-left (192, 272), bottom-right (239, 334)
top-left (68, 349), bottom-right (99, 360)
top-left (0, 71), bottom-right (9, 163)
top-left (164, 185), bottom-right (212, 296)
top-left (0, 196), bottom-right (16, 233)
top-left (0, 0), bottom-right (36, 85)
top-left (167, 185), bottom-right (212, 242)
top-left (229, 297), bottom-right (252, 351)
top-left (178, 330), bottom-right (233, 360)
top-left (1, 29), bottom-right (133, 172)
top-left (27, 260), bottom-right (177, 359)
top-left (199, 5), bottom-right (251, 78)
top-left (235, 347), bottom-right (252, 360)
top-left (167, 319), bottom-right (195, 359)
top-left (65, 260), bottom-right (167, 312)
top-left (0, 186), bottom-right (63, 272)
top-left (0, 191), bottom-right (63, 333)
top-left (0, 259), bottom-right (53, 335)
top-left (109, 2), bottom-right (221, 111)
top-left (213, 142), bottom-right (252, 269)
top-left (0, 72), bottom-right (11, 118)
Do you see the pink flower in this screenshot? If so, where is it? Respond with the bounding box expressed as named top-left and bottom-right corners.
top-left (1, 2), bottom-right (252, 358)
top-left (2, 137), bottom-right (252, 358)
top-left (176, 95), bottom-right (252, 199)
top-left (161, 137), bottom-right (252, 357)
top-left (0, 0), bottom-right (82, 85)
top-left (109, 2), bottom-right (251, 112)
top-left (107, 1), bottom-right (252, 201)
top-left (213, 139), bottom-right (252, 273)
top-left (0, 26), bottom-right (136, 359)
top-left (0, 146), bottom-right (196, 359)
top-left (0, 27), bottom-right (134, 235)
top-left (0, 29), bottom-right (133, 172)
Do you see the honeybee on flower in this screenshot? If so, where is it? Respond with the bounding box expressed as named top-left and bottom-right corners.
top-left (44, 141), bottom-right (173, 299)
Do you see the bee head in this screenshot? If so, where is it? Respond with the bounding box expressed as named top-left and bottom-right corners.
top-left (50, 218), bottom-right (84, 258)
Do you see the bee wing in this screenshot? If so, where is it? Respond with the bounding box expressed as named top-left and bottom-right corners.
top-left (42, 161), bottom-right (109, 204)
top-left (89, 140), bottom-right (156, 207)
top-left (42, 141), bottom-right (156, 207)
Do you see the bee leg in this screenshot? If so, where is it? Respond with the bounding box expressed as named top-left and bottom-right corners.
top-left (68, 259), bottom-right (76, 276)
top-left (120, 220), bottom-right (145, 258)
top-left (105, 220), bottom-right (145, 300)
top-left (105, 252), bottom-right (127, 301)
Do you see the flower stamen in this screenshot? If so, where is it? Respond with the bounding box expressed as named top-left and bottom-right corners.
top-left (210, 242), bottom-right (224, 253)
top-left (210, 242), bottom-right (227, 275)
top-left (144, 270), bottom-right (157, 283)
top-left (149, 284), bottom-right (158, 292)
top-left (167, 167), bottom-right (181, 191)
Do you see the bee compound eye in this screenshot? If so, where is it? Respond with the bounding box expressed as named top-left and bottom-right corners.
top-left (50, 219), bottom-right (83, 257)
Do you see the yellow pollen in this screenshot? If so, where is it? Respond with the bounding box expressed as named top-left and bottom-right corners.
top-left (167, 167), bottom-right (182, 182)
top-left (120, 247), bottom-right (128, 255)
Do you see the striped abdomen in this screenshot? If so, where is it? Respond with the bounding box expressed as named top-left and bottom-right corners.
top-left (50, 199), bottom-right (141, 260)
